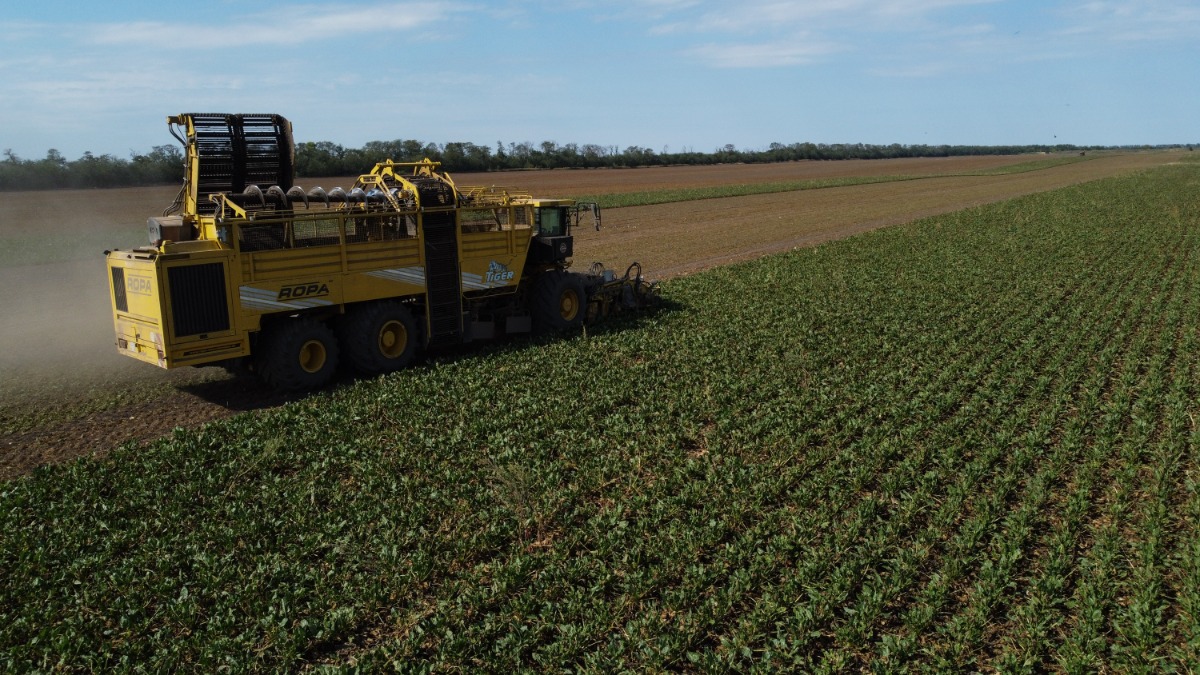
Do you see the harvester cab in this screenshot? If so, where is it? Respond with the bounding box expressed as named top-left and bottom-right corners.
top-left (529, 200), bottom-right (575, 264)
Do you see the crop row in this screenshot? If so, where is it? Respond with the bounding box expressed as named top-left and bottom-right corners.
top-left (1, 158), bottom-right (1198, 671)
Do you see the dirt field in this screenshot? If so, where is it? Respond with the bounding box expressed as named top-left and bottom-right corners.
top-left (0, 151), bottom-right (1181, 479)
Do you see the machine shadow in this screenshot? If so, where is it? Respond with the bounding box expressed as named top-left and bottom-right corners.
top-left (175, 296), bottom-right (685, 413)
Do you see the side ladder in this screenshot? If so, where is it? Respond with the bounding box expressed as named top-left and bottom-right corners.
top-left (422, 211), bottom-right (465, 344)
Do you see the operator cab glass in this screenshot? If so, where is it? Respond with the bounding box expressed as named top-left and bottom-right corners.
top-left (536, 207), bottom-right (569, 237)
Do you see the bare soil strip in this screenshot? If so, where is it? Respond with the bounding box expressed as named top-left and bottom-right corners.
top-left (572, 153), bottom-right (1173, 277)
top-left (0, 152), bottom-right (1179, 479)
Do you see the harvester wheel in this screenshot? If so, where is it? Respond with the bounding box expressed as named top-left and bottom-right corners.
top-left (257, 318), bottom-right (340, 391)
top-left (532, 271), bottom-right (586, 333)
top-left (339, 301), bottom-right (419, 374)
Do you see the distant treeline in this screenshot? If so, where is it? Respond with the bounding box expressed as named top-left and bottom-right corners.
top-left (0, 146), bottom-right (184, 191)
top-left (0, 140), bottom-right (1190, 191)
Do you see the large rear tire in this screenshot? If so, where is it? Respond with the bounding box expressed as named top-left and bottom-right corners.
top-left (257, 318), bottom-right (340, 391)
top-left (532, 271), bottom-right (586, 333)
top-left (338, 301), bottom-right (420, 374)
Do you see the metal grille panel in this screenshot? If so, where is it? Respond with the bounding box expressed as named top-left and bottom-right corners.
top-left (168, 263), bottom-right (230, 337)
top-left (111, 267), bottom-right (128, 313)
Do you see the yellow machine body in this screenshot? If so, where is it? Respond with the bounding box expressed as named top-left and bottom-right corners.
top-left (104, 114), bottom-right (629, 390)
top-left (108, 242), bottom-right (244, 369)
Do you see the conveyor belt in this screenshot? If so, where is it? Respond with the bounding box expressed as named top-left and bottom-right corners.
top-left (185, 113), bottom-right (293, 215)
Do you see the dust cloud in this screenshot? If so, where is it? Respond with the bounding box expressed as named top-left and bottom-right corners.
top-left (0, 185), bottom-right (215, 407)
top-left (0, 258), bottom-right (165, 404)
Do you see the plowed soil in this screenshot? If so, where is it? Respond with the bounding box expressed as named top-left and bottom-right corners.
top-left (0, 152), bottom-right (1180, 479)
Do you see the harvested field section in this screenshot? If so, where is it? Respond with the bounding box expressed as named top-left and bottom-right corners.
top-left (447, 154), bottom-right (1037, 197)
top-left (572, 152), bottom-right (1176, 277)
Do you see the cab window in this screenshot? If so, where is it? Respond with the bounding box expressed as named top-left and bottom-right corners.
top-left (536, 207), bottom-right (567, 237)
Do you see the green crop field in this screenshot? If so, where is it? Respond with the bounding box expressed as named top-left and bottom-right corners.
top-left (3, 158), bottom-right (1200, 671)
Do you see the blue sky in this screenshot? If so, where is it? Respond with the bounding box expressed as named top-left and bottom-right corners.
top-left (1, 0), bottom-right (1196, 160)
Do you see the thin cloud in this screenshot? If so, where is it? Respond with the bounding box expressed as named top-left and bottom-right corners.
top-left (872, 0), bottom-right (1001, 17)
top-left (640, 0), bottom-right (1011, 69)
top-left (868, 61), bottom-right (957, 78)
top-left (650, 0), bottom-right (1001, 35)
top-left (87, 2), bottom-right (464, 49)
top-left (1058, 0), bottom-right (1200, 41)
top-left (0, 19), bottom-right (47, 42)
top-left (686, 39), bottom-right (843, 68)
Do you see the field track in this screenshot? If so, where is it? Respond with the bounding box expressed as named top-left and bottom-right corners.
top-left (0, 151), bottom-right (1180, 479)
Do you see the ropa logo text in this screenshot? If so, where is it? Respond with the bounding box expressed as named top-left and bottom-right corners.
top-left (126, 276), bottom-right (153, 296)
top-left (278, 283), bottom-right (330, 300)
top-left (486, 261), bottom-right (515, 284)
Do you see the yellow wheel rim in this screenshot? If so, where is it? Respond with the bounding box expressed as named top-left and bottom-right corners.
top-left (298, 339), bottom-right (327, 374)
top-left (378, 319), bottom-right (408, 359)
top-left (560, 288), bottom-right (580, 321)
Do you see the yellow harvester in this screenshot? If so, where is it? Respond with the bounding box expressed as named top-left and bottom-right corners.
top-left (105, 113), bottom-right (655, 390)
